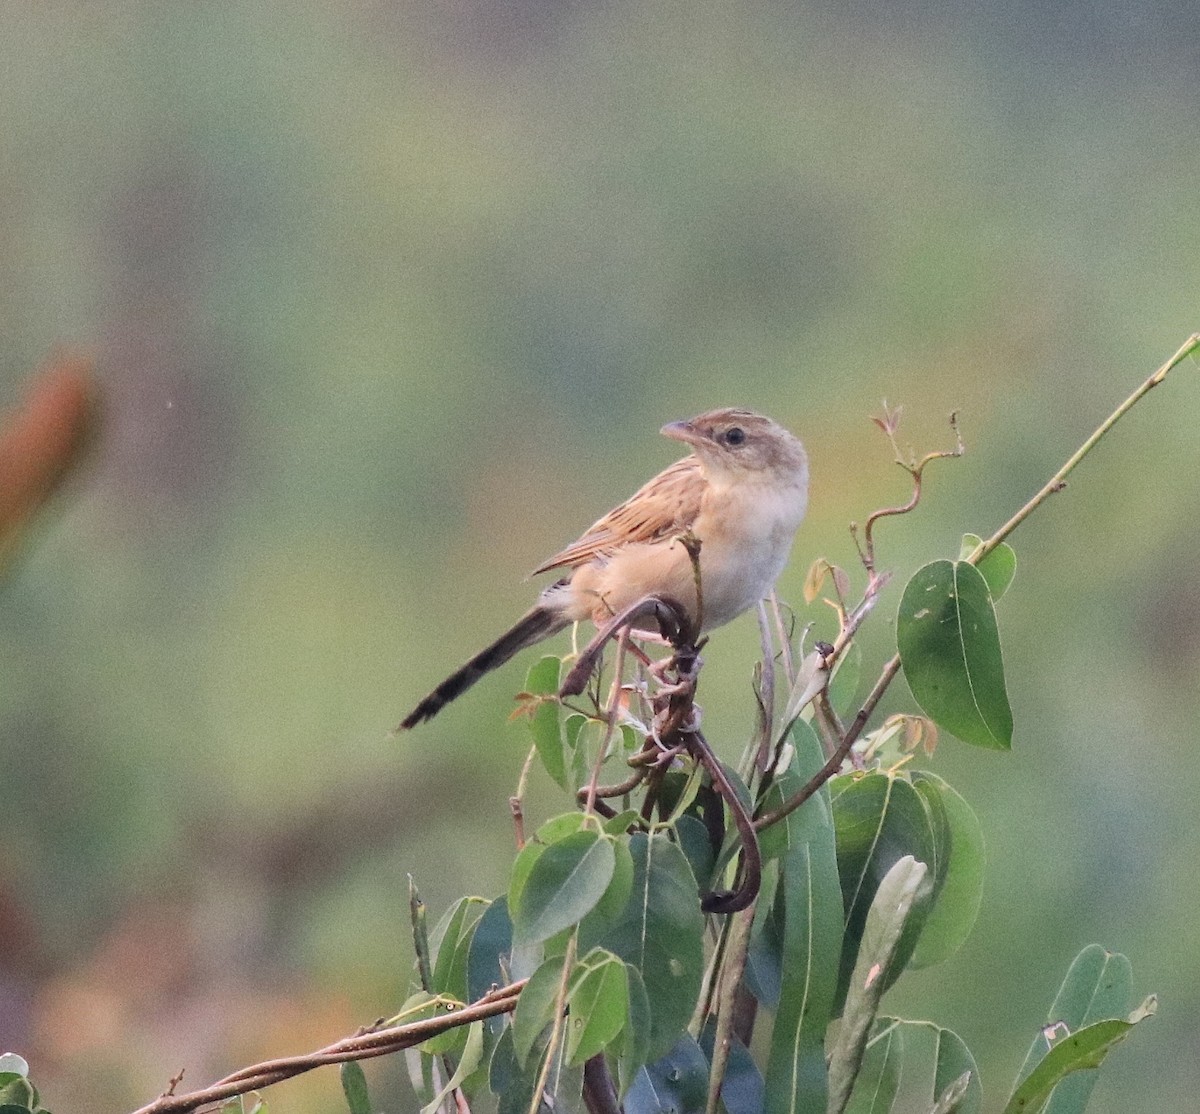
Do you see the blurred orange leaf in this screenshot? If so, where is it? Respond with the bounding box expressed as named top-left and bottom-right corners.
top-left (0, 353), bottom-right (97, 564)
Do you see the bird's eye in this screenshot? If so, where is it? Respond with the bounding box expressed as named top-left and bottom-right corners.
top-left (723, 427), bottom-right (746, 447)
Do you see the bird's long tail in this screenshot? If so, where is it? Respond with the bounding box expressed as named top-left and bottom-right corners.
top-left (398, 605), bottom-right (569, 729)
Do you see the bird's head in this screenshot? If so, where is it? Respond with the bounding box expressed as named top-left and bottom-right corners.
top-left (661, 408), bottom-right (807, 488)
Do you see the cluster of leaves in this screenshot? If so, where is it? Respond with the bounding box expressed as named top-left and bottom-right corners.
top-left (0, 1053), bottom-right (53, 1114)
top-left (385, 527), bottom-right (1153, 1114)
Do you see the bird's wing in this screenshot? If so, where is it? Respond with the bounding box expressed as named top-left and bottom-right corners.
top-left (531, 455), bottom-right (705, 575)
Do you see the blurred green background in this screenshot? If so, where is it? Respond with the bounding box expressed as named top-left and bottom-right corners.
top-left (1, 1), bottom-right (1198, 1110)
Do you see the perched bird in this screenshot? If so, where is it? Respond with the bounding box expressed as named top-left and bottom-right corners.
top-left (398, 408), bottom-right (808, 729)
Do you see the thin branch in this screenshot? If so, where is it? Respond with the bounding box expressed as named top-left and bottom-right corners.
top-left (756, 332), bottom-right (1200, 833)
top-left (968, 332), bottom-right (1200, 563)
top-left (132, 981), bottom-right (525, 1114)
top-left (754, 656), bottom-right (899, 831)
top-left (703, 898), bottom-right (758, 1114)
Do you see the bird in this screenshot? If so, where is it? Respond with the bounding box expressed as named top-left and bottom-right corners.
top-left (398, 408), bottom-right (808, 729)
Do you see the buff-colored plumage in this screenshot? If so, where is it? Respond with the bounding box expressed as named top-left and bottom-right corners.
top-left (399, 408), bottom-right (808, 728)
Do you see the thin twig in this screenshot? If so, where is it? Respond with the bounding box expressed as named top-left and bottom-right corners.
top-left (756, 332), bottom-right (1200, 833)
top-left (704, 899), bottom-right (758, 1114)
top-left (132, 982), bottom-right (525, 1114)
top-left (967, 332), bottom-right (1200, 563)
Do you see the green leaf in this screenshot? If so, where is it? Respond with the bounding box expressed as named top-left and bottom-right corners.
top-left (831, 773), bottom-right (937, 1008)
top-left (513, 829), bottom-right (615, 945)
top-left (673, 812), bottom-right (716, 893)
top-left (960, 534), bottom-right (1017, 601)
top-left (618, 963), bottom-right (655, 1095)
top-left (466, 895), bottom-right (513, 1007)
top-left (931, 1026), bottom-right (982, 1114)
top-left (625, 1035), bottom-right (710, 1114)
top-left (512, 955), bottom-right (567, 1067)
top-left (566, 948), bottom-right (629, 1065)
top-left (909, 773), bottom-right (985, 968)
top-left (845, 1019), bottom-right (903, 1114)
top-left (930, 1071), bottom-right (973, 1114)
top-left (1002, 1003), bottom-right (1155, 1114)
top-left (763, 721), bottom-right (844, 1114)
top-left (0, 1079), bottom-right (35, 1108)
top-left (526, 656), bottom-right (567, 787)
top-left (828, 856), bottom-right (929, 1114)
top-left (744, 864), bottom-right (785, 1008)
top-left (508, 820), bottom-right (576, 920)
top-left (429, 896), bottom-right (489, 1002)
top-left (487, 1027), bottom-right (532, 1114)
top-left (603, 808), bottom-right (643, 835)
top-left (579, 833), bottom-right (635, 944)
top-left (757, 718), bottom-right (832, 862)
top-left (593, 830), bottom-right (705, 1062)
top-left (421, 1022), bottom-right (484, 1114)
top-left (829, 638), bottom-right (863, 718)
top-left (897, 560), bottom-right (1013, 749)
top-left (340, 1062), bottom-right (372, 1114)
top-left (1014, 946), bottom-right (1134, 1114)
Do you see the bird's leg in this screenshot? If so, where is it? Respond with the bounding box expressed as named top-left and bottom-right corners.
top-left (559, 594), bottom-right (694, 699)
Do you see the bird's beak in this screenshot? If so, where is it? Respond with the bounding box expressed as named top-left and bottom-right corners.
top-left (661, 419), bottom-right (704, 447)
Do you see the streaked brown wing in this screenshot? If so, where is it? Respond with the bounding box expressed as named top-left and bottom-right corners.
top-left (531, 455), bottom-right (704, 574)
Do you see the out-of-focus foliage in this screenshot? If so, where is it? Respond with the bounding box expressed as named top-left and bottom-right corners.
top-left (1, 2), bottom-right (1198, 1110)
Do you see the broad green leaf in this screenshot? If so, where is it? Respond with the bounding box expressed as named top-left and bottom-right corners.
top-left (625, 1034), bottom-right (709, 1114)
top-left (1002, 1002), bottom-right (1155, 1114)
top-left (0, 1078), bottom-right (35, 1108)
top-left (897, 560), bottom-right (1013, 749)
top-left (340, 1061), bottom-right (372, 1114)
top-left (930, 1071), bottom-right (973, 1113)
top-left (831, 773), bottom-right (937, 1007)
top-left (1014, 946), bottom-right (1134, 1114)
top-left (568, 716), bottom-right (615, 794)
top-left (829, 857), bottom-right (929, 1114)
top-left (566, 948), bottom-right (629, 1065)
top-left (421, 1022), bottom-right (484, 1114)
top-left (618, 963), bottom-right (654, 1095)
top-left (512, 829), bottom-right (615, 945)
top-left (829, 638), bottom-right (863, 718)
top-left (763, 720), bottom-right (843, 1114)
top-left (429, 896), bottom-right (488, 1002)
top-left (488, 1027), bottom-right (534, 1114)
top-left (757, 718), bottom-right (832, 862)
top-left (508, 813), bottom-right (591, 927)
top-left (909, 773), bottom-right (985, 968)
top-left (744, 863), bottom-right (784, 1008)
top-left (512, 955), bottom-right (567, 1067)
top-left (579, 833), bottom-right (635, 944)
top-left (845, 1019), bottom-right (903, 1114)
top-left (603, 809), bottom-right (644, 834)
top-left (466, 896), bottom-right (513, 1007)
top-left (931, 1026), bottom-right (982, 1114)
top-left (536, 811), bottom-right (591, 842)
top-left (674, 812), bottom-right (717, 893)
top-left (960, 534), bottom-right (1017, 601)
top-left (594, 830), bottom-right (705, 1062)
top-left (526, 656), bottom-right (567, 787)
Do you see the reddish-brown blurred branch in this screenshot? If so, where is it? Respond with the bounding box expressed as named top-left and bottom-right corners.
top-left (0, 352), bottom-right (97, 566)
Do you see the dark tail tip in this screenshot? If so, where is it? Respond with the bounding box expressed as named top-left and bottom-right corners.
top-left (396, 606), bottom-right (566, 730)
